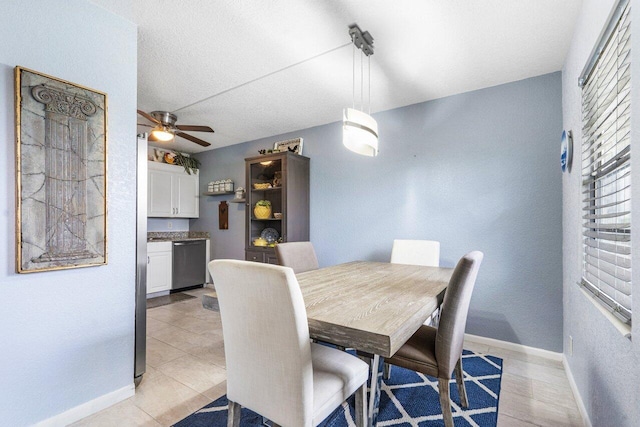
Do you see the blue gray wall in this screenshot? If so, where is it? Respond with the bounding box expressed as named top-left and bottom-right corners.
top-left (193, 72), bottom-right (563, 352)
top-left (562, 0), bottom-right (640, 425)
top-left (0, 1), bottom-right (137, 424)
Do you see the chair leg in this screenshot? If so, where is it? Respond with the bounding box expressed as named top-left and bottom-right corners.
top-left (437, 378), bottom-right (455, 427)
top-left (383, 362), bottom-right (391, 380)
top-left (454, 358), bottom-right (468, 408)
top-left (227, 400), bottom-right (241, 427)
top-left (354, 382), bottom-right (367, 427)
top-left (368, 354), bottom-right (381, 425)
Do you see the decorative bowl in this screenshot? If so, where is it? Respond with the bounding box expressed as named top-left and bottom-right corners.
top-left (253, 237), bottom-right (267, 247)
top-left (253, 183), bottom-right (271, 189)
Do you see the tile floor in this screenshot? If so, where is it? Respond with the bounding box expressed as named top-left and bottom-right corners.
top-left (73, 287), bottom-right (584, 426)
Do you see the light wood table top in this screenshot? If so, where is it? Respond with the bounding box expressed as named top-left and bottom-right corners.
top-left (297, 261), bottom-right (452, 358)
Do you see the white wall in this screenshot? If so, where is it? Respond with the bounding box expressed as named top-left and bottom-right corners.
top-left (148, 218), bottom-right (190, 232)
top-left (0, 1), bottom-right (137, 425)
top-left (193, 72), bottom-right (564, 351)
top-left (562, 0), bottom-right (640, 425)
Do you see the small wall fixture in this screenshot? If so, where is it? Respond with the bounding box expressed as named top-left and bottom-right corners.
top-left (343, 24), bottom-right (378, 157)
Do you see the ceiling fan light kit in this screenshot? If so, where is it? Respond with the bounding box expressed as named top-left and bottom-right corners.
top-left (343, 23), bottom-right (378, 157)
top-left (151, 125), bottom-right (175, 142)
top-left (137, 109), bottom-right (214, 147)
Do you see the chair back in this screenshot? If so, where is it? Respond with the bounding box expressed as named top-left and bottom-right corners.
top-left (435, 251), bottom-right (483, 378)
top-left (208, 259), bottom-right (313, 426)
top-left (275, 241), bottom-right (319, 273)
top-left (390, 239), bottom-right (440, 267)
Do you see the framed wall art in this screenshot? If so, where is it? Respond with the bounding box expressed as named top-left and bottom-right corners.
top-left (15, 66), bottom-right (107, 273)
top-left (274, 137), bottom-right (303, 155)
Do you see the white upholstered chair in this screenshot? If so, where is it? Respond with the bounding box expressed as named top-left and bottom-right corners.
top-left (390, 239), bottom-right (440, 267)
top-left (390, 239), bottom-right (441, 324)
top-left (384, 251), bottom-right (484, 427)
top-left (275, 241), bottom-right (319, 274)
top-left (386, 239), bottom-right (441, 378)
top-left (208, 259), bottom-right (368, 427)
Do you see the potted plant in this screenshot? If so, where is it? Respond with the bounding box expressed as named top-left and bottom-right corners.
top-left (254, 200), bottom-right (272, 219)
top-left (174, 152), bottom-right (200, 175)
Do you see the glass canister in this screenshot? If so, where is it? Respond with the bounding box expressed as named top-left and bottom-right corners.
top-left (213, 181), bottom-right (221, 192)
top-left (234, 187), bottom-right (245, 200)
top-left (208, 182), bottom-right (214, 192)
top-left (224, 179), bottom-right (234, 192)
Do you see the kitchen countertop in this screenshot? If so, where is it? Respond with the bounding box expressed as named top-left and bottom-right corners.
top-left (147, 231), bottom-right (210, 242)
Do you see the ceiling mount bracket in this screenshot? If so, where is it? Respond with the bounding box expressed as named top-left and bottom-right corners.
top-left (348, 23), bottom-right (374, 56)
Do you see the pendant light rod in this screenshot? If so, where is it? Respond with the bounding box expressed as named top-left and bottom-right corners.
top-left (352, 43), bottom-right (356, 109)
top-left (368, 55), bottom-right (371, 114)
top-left (361, 49), bottom-right (364, 111)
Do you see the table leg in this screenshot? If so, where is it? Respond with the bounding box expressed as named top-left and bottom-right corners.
top-left (359, 353), bottom-right (384, 427)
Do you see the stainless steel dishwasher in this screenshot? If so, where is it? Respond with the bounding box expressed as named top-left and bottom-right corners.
top-left (172, 240), bottom-right (206, 291)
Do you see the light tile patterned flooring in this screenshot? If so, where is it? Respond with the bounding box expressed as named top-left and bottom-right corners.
top-left (74, 287), bottom-right (583, 426)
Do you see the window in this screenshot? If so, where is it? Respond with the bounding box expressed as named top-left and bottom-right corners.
top-left (580, 0), bottom-right (631, 325)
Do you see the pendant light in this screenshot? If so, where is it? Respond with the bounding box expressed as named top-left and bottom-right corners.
top-left (343, 24), bottom-right (378, 156)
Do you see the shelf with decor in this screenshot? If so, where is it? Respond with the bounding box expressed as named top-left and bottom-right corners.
top-left (202, 191), bottom-right (234, 196)
top-left (251, 187), bottom-right (282, 193)
top-left (244, 151), bottom-right (309, 264)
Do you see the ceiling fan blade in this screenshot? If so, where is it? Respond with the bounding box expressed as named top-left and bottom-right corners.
top-left (137, 109), bottom-right (161, 125)
top-left (176, 124), bottom-right (215, 133)
top-left (137, 123), bottom-right (153, 127)
top-left (176, 132), bottom-right (211, 147)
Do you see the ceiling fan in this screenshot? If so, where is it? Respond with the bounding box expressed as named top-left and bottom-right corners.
top-left (137, 110), bottom-right (214, 147)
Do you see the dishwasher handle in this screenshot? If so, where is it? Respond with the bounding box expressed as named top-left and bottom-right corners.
top-left (173, 241), bottom-right (203, 246)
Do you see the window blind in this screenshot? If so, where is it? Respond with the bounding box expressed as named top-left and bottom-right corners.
top-left (580, 0), bottom-right (631, 325)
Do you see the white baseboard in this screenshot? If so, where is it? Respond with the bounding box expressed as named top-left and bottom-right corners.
top-left (147, 290), bottom-right (170, 298)
top-left (34, 383), bottom-right (135, 427)
top-left (563, 355), bottom-right (592, 427)
top-left (464, 333), bottom-right (563, 362)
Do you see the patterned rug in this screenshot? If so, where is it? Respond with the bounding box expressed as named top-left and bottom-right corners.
top-left (174, 350), bottom-right (502, 426)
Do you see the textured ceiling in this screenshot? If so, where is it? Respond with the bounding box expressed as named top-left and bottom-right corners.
top-left (91, 0), bottom-right (582, 153)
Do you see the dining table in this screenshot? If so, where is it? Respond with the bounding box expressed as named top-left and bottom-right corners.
top-left (202, 260), bottom-right (453, 427)
top-left (296, 261), bottom-right (453, 426)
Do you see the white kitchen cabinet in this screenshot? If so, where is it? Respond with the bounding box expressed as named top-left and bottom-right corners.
top-left (147, 241), bottom-right (172, 294)
top-left (148, 161), bottom-right (199, 218)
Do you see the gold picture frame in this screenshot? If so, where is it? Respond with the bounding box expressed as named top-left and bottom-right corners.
top-left (15, 66), bottom-right (108, 273)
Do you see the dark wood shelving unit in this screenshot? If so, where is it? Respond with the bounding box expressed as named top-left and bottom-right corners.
top-left (244, 151), bottom-right (310, 264)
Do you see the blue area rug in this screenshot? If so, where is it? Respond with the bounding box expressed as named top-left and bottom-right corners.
top-left (174, 350), bottom-right (502, 426)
